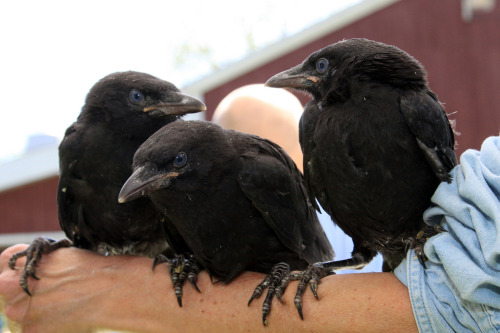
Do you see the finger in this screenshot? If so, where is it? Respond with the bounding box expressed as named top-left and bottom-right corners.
top-left (1, 244), bottom-right (30, 257)
top-left (1, 244), bottom-right (30, 270)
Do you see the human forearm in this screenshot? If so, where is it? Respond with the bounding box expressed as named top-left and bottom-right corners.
top-left (1, 245), bottom-right (417, 333)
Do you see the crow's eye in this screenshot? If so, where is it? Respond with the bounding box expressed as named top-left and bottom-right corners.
top-left (129, 90), bottom-right (144, 104)
top-left (316, 58), bottom-right (329, 74)
top-left (173, 152), bottom-right (187, 167)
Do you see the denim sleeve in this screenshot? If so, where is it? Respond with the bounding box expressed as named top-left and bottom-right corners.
top-left (394, 136), bottom-right (500, 332)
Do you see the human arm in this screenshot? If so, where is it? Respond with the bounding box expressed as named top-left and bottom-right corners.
top-left (0, 244), bottom-right (417, 333)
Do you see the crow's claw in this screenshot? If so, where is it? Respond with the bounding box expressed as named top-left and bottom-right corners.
top-left (154, 253), bottom-right (201, 307)
top-left (293, 263), bottom-right (330, 320)
top-left (152, 253), bottom-right (169, 269)
top-left (248, 262), bottom-right (293, 326)
top-left (8, 236), bottom-right (72, 296)
top-left (248, 262), bottom-right (332, 326)
top-left (411, 224), bottom-right (446, 269)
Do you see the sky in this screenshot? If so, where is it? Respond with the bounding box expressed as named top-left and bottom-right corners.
top-left (0, 0), bottom-right (361, 163)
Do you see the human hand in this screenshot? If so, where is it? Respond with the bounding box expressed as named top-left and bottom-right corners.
top-left (0, 244), bottom-right (146, 333)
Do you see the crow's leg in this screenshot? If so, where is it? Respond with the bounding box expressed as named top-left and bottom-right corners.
top-left (153, 253), bottom-right (201, 307)
top-left (8, 236), bottom-right (72, 295)
top-left (313, 245), bottom-right (376, 273)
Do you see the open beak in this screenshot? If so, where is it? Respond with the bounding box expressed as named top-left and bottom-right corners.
top-left (118, 166), bottom-right (179, 203)
top-left (143, 92), bottom-right (206, 116)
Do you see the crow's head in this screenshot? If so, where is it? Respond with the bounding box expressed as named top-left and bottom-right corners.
top-left (81, 71), bottom-right (206, 135)
top-left (266, 38), bottom-right (427, 101)
top-left (118, 121), bottom-right (232, 204)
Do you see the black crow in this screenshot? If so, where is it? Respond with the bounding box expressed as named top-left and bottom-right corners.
top-left (118, 120), bottom-right (334, 325)
top-left (9, 71), bottom-right (206, 295)
top-left (266, 38), bottom-right (457, 272)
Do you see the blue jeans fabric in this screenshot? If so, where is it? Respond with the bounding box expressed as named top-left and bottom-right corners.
top-left (394, 136), bottom-right (500, 332)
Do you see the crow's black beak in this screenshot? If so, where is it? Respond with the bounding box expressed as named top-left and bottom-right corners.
top-left (265, 64), bottom-right (319, 89)
top-left (118, 166), bottom-right (179, 203)
top-left (143, 92), bottom-right (206, 116)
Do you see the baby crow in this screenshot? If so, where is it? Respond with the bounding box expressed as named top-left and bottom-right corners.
top-left (9, 71), bottom-right (206, 295)
top-left (266, 38), bottom-right (457, 272)
top-left (118, 120), bottom-right (334, 325)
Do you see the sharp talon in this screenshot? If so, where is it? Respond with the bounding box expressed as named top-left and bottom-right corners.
top-left (411, 225), bottom-right (445, 269)
top-left (248, 277), bottom-right (268, 306)
top-left (191, 280), bottom-right (201, 293)
top-left (296, 304), bottom-right (304, 320)
top-left (249, 262), bottom-right (305, 325)
top-left (163, 254), bottom-right (202, 307)
top-left (175, 285), bottom-right (184, 306)
top-left (152, 255), bottom-right (168, 270)
top-left (262, 300), bottom-right (271, 327)
top-left (310, 284), bottom-right (319, 299)
top-left (417, 253), bottom-right (427, 269)
top-left (21, 284), bottom-right (32, 297)
top-left (8, 257), bottom-right (18, 270)
top-left (177, 296), bottom-right (183, 307)
top-left (435, 225), bottom-right (446, 233)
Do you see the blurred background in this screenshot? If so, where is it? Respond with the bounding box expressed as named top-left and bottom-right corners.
top-left (0, 3), bottom-right (499, 327)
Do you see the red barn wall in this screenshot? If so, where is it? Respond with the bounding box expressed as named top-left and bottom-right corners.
top-left (204, 0), bottom-right (500, 155)
top-left (0, 177), bottom-right (60, 233)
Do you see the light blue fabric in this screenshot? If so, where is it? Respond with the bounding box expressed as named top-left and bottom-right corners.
top-left (394, 135), bottom-right (500, 332)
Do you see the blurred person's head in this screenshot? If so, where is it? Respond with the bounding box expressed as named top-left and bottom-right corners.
top-left (213, 84), bottom-right (303, 171)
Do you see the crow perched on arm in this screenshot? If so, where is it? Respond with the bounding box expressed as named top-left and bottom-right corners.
top-left (266, 38), bottom-right (457, 272)
top-left (9, 71), bottom-right (206, 294)
top-left (118, 120), bottom-right (334, 325)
